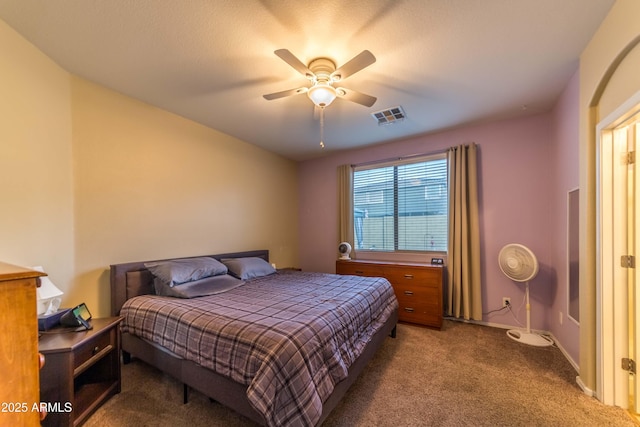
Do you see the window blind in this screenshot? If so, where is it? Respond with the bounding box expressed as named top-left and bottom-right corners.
top-left (353, 155), bottom-right (448, 252)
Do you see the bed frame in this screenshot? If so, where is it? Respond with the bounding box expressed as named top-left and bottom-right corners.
top-left (110, 250), bottom-right (398, 426)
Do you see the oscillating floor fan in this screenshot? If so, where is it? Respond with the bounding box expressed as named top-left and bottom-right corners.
top-left (498, 243), bottom-right (554, 347)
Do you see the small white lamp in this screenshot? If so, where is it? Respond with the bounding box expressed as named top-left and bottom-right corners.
top-left (32, 266), bottom-right (64, 316)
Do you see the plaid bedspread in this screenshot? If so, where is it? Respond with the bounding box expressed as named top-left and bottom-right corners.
top-left (120, 271), bottom-right (398, 426)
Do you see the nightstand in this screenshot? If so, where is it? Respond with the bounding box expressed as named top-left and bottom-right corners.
top-left (39, 317), bottom-right (122, 427)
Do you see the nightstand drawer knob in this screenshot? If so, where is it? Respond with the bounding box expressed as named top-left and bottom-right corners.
top-left (404, 290), bottom-right (414, 296)
top-left (404, 307), bottom-right (415, 313)
top-left (93, 346), bottom-right (100, 355)
top-left (39, 352), bottom-right (45, 369)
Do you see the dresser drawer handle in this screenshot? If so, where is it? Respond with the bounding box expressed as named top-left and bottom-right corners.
top-left (355, 270), bottom-right (364, 274)
top-left (404, 274), bottom-right (414, 279)
top-left (404, 307), bottom-right (415, 313)
top-left (404, 290), bottom-right (414, 296)
top-left (93, 346), bottom-right (100, 355)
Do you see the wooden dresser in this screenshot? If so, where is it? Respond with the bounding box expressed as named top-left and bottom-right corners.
top-left (336, 259), bottom-right (443, 329)
top-left (0, 262), bottom-right (46, 426)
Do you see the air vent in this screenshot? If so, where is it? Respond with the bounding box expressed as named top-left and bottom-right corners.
top-left (371, 106), bottom-right (406, 125)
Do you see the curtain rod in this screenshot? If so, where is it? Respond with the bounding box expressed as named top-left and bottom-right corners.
top-left (351, 147), bottom-right (449, 168)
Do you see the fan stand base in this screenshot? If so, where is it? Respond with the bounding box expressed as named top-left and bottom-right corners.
top-left (506, 329), bottom-right (554, 347)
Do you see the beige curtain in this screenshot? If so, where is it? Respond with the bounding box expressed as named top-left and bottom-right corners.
top-left (447, 144), bottom-right (482, 320)
top-left (338, 164), bottom-right (355, 256)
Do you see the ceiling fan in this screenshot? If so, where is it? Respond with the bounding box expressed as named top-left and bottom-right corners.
top-left (263, 49), bottom-right (377, 109)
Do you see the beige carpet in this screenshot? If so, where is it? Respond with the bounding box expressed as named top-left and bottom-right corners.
top-left (85, 321), bottom-right (637, 426)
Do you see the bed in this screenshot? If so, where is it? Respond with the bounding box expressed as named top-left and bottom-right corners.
top-left (110, 250), bottom-right (398, 426)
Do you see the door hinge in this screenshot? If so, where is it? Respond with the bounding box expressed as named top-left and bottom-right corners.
top-left (621, 255), bottom-right (636, 268)
top-left (625, 151), bottom-right (636, 165)
top-left (622, 358), bottom-right (636, 374)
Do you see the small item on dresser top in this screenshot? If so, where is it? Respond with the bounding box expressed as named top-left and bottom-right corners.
top-left (338, 242), bottom-right (352, 260)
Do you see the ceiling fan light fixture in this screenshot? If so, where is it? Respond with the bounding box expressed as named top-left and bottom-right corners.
top-left (307, 84), bottom-right (337, 107)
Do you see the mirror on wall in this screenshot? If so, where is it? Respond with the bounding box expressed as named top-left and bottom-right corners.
top-left (568, 188), bottom-right (579, 324)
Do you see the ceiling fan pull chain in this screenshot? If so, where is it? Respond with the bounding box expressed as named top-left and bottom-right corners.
top-left (320, 107), bottom-right (326, 149)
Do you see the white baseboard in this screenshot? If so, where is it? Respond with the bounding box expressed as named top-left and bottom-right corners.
top-left (548, 331), bottom-right (579, 372)
top-left (576, 376), bottom-right (595, 397)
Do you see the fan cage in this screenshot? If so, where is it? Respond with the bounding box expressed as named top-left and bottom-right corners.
top-left (498, 244), bottom-right (538, 282)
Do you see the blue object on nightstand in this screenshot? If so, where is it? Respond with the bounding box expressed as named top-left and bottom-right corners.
top-left (38, 308), bottom-right (71, 331)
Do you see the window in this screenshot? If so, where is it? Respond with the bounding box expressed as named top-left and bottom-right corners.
top-left (353, 154), bottom-right (448, 252)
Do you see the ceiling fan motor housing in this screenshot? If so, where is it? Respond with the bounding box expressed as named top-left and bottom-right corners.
top-left (308, 58), bottom-right (336, 82)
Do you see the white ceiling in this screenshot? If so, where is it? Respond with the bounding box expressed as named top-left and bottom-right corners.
top-left (0, 0), bottom-right (615, 161)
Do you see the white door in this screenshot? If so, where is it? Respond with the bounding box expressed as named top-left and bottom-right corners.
top-left (597, 93), bottom-right (640, 411)
top-left (631, 117), bottom-right (640, 412)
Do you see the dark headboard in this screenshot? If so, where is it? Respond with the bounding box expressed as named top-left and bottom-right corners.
top-left (109, 250), bottom-right (269, 316)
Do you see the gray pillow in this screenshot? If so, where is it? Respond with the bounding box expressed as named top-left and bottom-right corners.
top-left (144, 257), bottom-right (227, 287)
top-left (154, 274), bottom-right (244, 298)
top-left (222, 257), bottom-right (276, 280)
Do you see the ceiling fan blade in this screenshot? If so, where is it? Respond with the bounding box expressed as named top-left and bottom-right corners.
top-left (274, 49), bottom-right (315, 79)
top-left (331, 50), bottom-right (376, 81)
top-left (336, 87), bottom-right (377, 107)
top-left (263, 87), bottom-right (308, 100)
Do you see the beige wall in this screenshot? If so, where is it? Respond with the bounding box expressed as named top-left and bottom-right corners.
top-left (579, 0), bottom-right (640, 392)
top-left (1, 19), bottom-right (299, 318)
top-left (71, 78), bottom-right (299, 316)
top-left (0, 20), bottom-right (75, 294)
